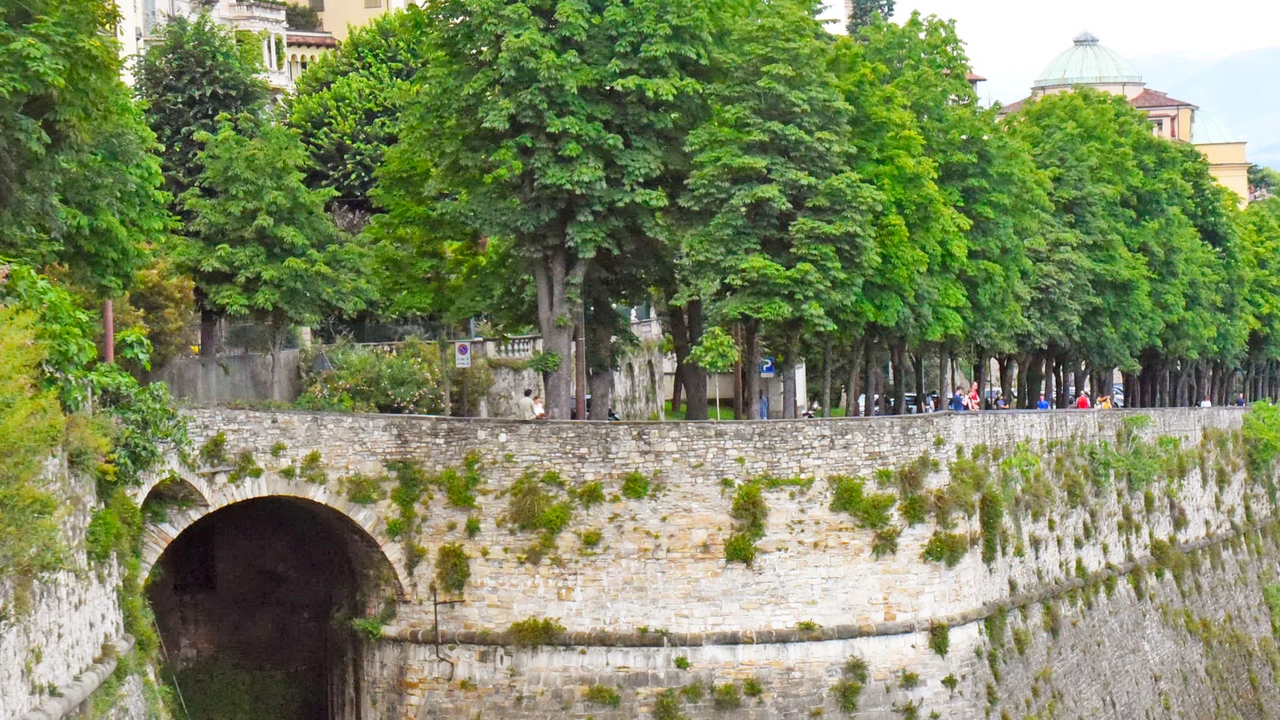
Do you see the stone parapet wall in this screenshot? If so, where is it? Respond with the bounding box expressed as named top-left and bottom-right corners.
top-left (185, 408), bottom-right (1245, 632)
top-left (179, 407), bottom-right (1277, 718)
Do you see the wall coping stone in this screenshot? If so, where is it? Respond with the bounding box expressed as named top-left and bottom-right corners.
top-left (18, 634), bottom-right (135, 720)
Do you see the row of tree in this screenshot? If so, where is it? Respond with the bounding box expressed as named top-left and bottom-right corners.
top-left (6, 0), bottom-right (1280, 422)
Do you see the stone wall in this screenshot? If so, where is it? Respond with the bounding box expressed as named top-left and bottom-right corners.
top-left (0, 460), bottom-right (147, 720)
top-left (175, 406), bottom-right (1280, 718)
top-left (148, 351), bottom-right (300, 405)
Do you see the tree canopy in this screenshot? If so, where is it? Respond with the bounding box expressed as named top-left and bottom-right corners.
top-left (287, 6), bottom-right (435, 214)
top-left (177, 118), bottom-right (376, 346)
top-left (135, 14), bottom-right (268, 199)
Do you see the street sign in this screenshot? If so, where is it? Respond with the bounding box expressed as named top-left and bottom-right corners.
top-left (760, 357), bottom-right (776, 378)
top-left (454, 341), bottom-right (472, 368)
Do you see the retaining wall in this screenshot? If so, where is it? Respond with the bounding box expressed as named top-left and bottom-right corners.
top-left (178, 407), bottom-right (1280, 718)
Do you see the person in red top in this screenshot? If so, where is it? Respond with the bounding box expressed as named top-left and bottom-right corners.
top-left (1075, 390), bottom-right (1092, 409)
top-left (968, 382), bottom-right (981, 411)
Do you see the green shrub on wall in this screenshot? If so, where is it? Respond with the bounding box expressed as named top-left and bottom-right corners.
top-left (435, 543), bottom-right (470, 595)
top-left (584, 684), bottom-right (621, 707)
top-left (506, 617), bottom-right (564, 646)
top-left (725, 482), bottom-right (768, 565)
top-left (831, 656), bottom-right (869, 713)
top-left (621, 470), bottom-right (652, 500)
top-left (928, 620), bottom-right (950, 657)
top-left (922, 531), bottom-right (968, 567)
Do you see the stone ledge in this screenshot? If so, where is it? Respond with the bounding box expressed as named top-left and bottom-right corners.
top-left (381, 520), bottom-right (1257, 649)
top-left (18, 634), bottom-right (135, 720)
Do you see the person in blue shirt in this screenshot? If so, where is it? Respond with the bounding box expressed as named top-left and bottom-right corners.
top-left (1036, 393), bottom-right (1051, 410)
top-left (948, 386), bottom-right (966, 412)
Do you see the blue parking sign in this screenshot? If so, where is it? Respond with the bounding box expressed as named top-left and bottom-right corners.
top-left (760, 357), bottom-right (776, 378)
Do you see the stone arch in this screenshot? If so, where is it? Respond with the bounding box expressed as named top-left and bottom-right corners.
top-left (140, 472), bottom-right (410, 599)
top-left (146, 494), bottom-right (404, 720)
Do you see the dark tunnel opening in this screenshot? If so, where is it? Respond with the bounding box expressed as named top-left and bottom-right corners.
top-left (146, 496), bottom-right (400, 720)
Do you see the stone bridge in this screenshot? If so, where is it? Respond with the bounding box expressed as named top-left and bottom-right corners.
top-left (134, 407), bottom-right (1280, 720)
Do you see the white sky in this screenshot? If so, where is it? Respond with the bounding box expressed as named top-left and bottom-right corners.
top-left (819, 1), bottom-right (1280, 105)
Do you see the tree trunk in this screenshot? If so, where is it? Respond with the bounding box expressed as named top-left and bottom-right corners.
top-left (891, 340), bottom-right (907, 416)
top-left (588, 320), bottom-right (614, 420)
top-left (974, 354), bottom-right (987, 410)
top-left (744, 320), bottom-right (761, 419)
top-left (733, 323), bottom-right (744, 419)
top-left (667, 304), bottom-right (687, 414)
top-left (863, 341), bottom-right (875, 416)
top-left (912, 351), bottom-right (925, 413)
top-left (783, 330), bottom-right (799, 420)
top-left (998, 355), bottom-right (1013, 407)
top-left (439, 341), bottom-right (453, 416)
top-left (102, 299), bottom-right (115, 364)
top-left (821, 336), bottom-right (833, 418)
top-left (848, 338), bottom-right (863, 418)
top-left (532, 244), bottom-right (581, 420)
top-left (200, 308), bottom-right (219, 358)
top-left (684, 301), bottom-right (709, 420)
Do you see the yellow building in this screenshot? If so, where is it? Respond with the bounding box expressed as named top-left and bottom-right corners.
top-left (299, 0), bottom-right (416, 41)
top-left (999, 32), bottom-right (1250, 204)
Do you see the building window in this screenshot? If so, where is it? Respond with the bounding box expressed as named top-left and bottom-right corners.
top-left (364, 0), bottom-right (380, 7)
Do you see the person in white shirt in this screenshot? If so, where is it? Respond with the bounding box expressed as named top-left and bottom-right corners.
top-left (1200, 396), bottom-right (1212, 408)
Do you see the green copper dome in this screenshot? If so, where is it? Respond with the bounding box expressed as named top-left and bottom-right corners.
top-left (1191, 112), bottom-right (1240, 145)
top-left (1034, 31), bottom-right (1143, 88)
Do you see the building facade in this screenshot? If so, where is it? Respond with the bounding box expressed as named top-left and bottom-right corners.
top-left (305, 0), bottom-right (416, 41)
top-left (1000, 32), bottom-right (1250, 203)
top-left (115, 0), bottom-right (342, 90)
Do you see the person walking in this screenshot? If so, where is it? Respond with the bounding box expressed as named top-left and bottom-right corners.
top-left (1036, 393), bottom-right (1051, 410)
top-left (1075, 390), bottom-right (1092, 410)
top-left (1237, 393), bottom-right (1247, 407)
top-left (517, 388), bottom-right (537, 420)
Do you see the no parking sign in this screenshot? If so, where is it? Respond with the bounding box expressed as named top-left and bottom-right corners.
top-left (454, 341), bottom-right (472, 368)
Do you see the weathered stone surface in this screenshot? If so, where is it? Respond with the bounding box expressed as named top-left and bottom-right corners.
top-left (145, 407), bottom-right (1280, 718)
top-left (0, 460), bottom-right (143, 720)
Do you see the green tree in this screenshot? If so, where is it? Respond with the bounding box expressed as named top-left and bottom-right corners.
top-left (387, 0), bottom-right (728, 418)
top-left (833, 14), bottom-right (969, 414)
top-left (683, 0), bottom-right (884, 418)
top-left (285, 4), bottom-right (322, 31)
top-left (177, 119), bottom-right (376, 357)
top-left (0, 0), bottom-right (171, 319)
top-left (135, 14), bottom-right (268, 200)
top-left (287, 7), bottom-right (435, 215)
top-left (847, 0), bottom-right (894, 32)
top-left (1008, 88), bottom-right (1240, 407)
top-left (689, 326), bottom-right (740, 415)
